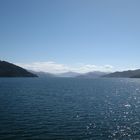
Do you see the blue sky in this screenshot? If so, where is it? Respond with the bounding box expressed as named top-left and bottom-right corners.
top-left (1, 0), bottom-right (140, 73)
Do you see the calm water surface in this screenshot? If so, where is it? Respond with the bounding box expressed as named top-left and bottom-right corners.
top-left (0, 78), bottom-right (140, 140)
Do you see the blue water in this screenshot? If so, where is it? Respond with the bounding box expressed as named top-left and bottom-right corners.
top-left (0, 78), bottom-right (140, 139)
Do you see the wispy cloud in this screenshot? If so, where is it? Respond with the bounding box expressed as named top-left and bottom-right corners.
top-left (16, 61), bottom-right (114, 74)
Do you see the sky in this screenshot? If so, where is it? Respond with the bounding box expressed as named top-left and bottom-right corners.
top-left (1, 0), bottom-right (140, 73)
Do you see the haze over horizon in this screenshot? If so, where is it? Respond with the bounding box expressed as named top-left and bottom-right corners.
top-left (1, 0), bottom-right (140, 73)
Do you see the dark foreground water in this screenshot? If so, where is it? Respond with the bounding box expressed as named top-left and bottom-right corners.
top-left (0, 78), bottom-right (140, 140)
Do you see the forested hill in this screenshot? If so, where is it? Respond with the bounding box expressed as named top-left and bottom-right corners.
top-left (0, 61), bottom-right (37, 77)
top-left (103, 69), bottom-right (140, 78)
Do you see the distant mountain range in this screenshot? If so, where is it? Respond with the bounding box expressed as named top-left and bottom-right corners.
top-left (31, 71), bottom-right (80, 78)
top-left (32, 71), bottom-right (108, 78)
top-left (33, 69), bottom-right (140, 79)
top-left (30, 71), bottom-right (55, 78)
top-left (103, 69), bottom-right (140, 78)
top-left (1, 60), bottom-right (140, 78)
top-left (56, 72), bottom-right (81, 77)
top-left (0, 61), bottom-right (37, 77)
top-left (76, 71), bottom-right (108, 78)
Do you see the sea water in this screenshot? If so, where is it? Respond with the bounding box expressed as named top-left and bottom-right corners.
top-left (0, 78), bottom-right (140, 139)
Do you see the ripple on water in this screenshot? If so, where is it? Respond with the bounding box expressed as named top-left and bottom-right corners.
top-left (0, 78), bottom-right (140, 139)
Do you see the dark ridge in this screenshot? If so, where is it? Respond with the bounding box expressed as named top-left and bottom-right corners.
top-left (103, 69), bottom-right (140, 78)
top-left (131, 75), bottom-right (140, 78)
top-left (0, 61), bottom-right (37, 77)
top-left (76, 71), bottom-right (108, 79)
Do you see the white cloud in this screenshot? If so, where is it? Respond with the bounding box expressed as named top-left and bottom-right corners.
top-left (16, 61), bottom-right (114, 74)
top-left (104, 65), bottom-right (114, 69)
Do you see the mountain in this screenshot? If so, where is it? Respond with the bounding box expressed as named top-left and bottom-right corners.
top-left (103, 69), bottom-right (140, 78)
top-left (56, 72), bottom-right (81, 77)
top-left (76, 71), bottom-right (108, 78)
top-left (0, 61), bottom-right (37, 77)
top-left (32, 71), bottom-right (108, 78)
top-left (31, 71), bottom-right (55, 78)
top-left (29, 71), bottom-right (81, 78)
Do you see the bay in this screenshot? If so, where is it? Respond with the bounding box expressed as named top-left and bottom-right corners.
top-left (0, 78), bottom-right (140, 139)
